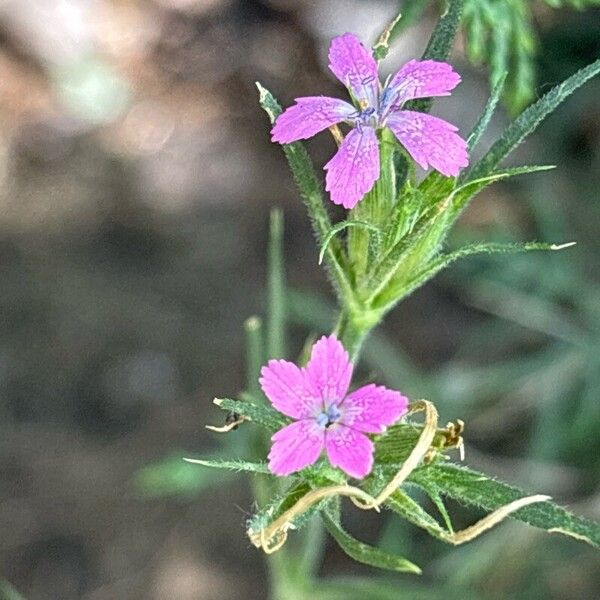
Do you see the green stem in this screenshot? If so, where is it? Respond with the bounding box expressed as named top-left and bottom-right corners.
top-left (267, 208), bottom-right (286, 359)
top-left (294, 516), bottom-right (325, 580)
top-left (335, 312), bottom-right (372, 362)
top-left (244, 316), bottom-right (263, 400)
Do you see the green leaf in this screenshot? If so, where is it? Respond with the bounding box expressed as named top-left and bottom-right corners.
top-left (466, 58), bottom-right (600, 182)
top-left (374, 423), bottom-right (426, 465)
top-left (415, 480), bottom-right (455, 533)
top-left (183, 458), bottom-right (271, 474)
top-left (321, 506), bottom-right (422, 574)
top-left (375, 241), bottom-right (572, 311)
top-left (452, 165), bottom-right (556, 214)
top-left (319, 220), bottom-right (383, 265)
top-left (490, 164), bottom-right (556, 178)
top-left (434, 240), bottom-right (572, 266)
top-left (267, 208), bottom-right (286, 359)
top-left (466, 72), bottom-right (507, 153)
top-left (256, 83), bottom-right (354, 304)
top-left (214, 397), bottom-right (287, 431)
top-left (370, 173), bottom-right (561, 310)
top-left (383, 183), bottom-right (423, 248)
top-left (386, 489), bottom-right (449, 539)
top-left (411, 463), bottom-right (600, 548)
top-left (406, 0), bottom-right (464, 113)
top-left (366, 207), bottom-right (452, 303)
top-left (422, 0), bottom-right (465, 61)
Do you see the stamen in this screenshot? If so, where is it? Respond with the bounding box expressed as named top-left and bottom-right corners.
top-left (316, 412), bottom-right (329, 428)
top-left (327, 404), bottom-right (341, 422)
top-left (316, 404), bottom-right (341, 428)
top-left (380, 87), bottom-right (392, 107)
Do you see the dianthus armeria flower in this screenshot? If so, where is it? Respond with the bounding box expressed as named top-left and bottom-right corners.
top-left (260, 335), bottom-right (409, 478)
top-left (271, 33), bottom-right (469, 209)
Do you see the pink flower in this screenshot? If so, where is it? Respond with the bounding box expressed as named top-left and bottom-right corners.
top-left (260, 335), bottom-right (409, 479)
top-left (271, 33), bottom-right (469, 209)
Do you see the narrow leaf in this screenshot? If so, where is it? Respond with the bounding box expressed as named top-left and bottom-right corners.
top-left (366, 207), bottom-right (451, 303)
top-left (213, 397), bottom-right (287, 432)
top-left (321, 507), bottom-right (422, 574)
top-left (491, 164), bottom-right (556, 178)
top-left (375, 241), bottom-right (571, 311)
top-left (466, 72), bottom-right (507, 152)
top-left (319, 220), bottom-right (383, 265)
top-left (406, 0), bottom-right (464, 113)
top-left (422, 0), bottom-right (465, 61)
top-left (374, 423), bottom-right (424, 465)
top-left (183, 458), bottom-right (271, 474)
top-left (386, 489), bottom-right (449, 539)
top-left (383, 183), bottom-right (423, 248)
top-left (256, 83), bottom-right (354, 302)
top-left (411, 463), bottom-right (600, 548)
top-left (416, 481), bottom-right (455, 532)
top-left (466, 58), bottom-right (600, 181)
top-left (451, 165), bottom-right (556, 214)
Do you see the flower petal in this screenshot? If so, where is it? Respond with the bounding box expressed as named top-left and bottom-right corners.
top-left (260, 360), bottom-right (321, 419)
top-left (325, 425), bottom-right (374, 479)
top-left (268, 420), bottom-right (324, 476)
top-left (341, 384), bottom-right (409, 433)
top-left (388, 60), bottom-right (461, 106)
top-left (271, 96), bottom-right (355, 144)
top-left (387, 110), bottom-right (468, 177)
top-left (324, 126), bottom-right (380, 209)
top-left (305, 335), bottom-right (353, 406)
top-left (328, 33), bottom-right (379, 107)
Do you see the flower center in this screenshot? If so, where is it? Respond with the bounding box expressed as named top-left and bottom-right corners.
top-left (316, 404), bottom-right (341, 429)
top-left (350, 105), bottom-right (378, 131)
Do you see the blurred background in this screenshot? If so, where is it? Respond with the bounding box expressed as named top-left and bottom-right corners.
top-left (0, 1), bottom-right (599, 598)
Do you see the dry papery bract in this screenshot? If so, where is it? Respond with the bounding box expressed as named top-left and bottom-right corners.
top-left (241, 400), bottom-right (549, 554)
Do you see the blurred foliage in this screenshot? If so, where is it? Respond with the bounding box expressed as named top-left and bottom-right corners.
top-left (135, 452), bottom-right (234, 498)
top-left (398, 0), bottom-right (600, 113)
top-left (0, 581), bottom-right (26, 600)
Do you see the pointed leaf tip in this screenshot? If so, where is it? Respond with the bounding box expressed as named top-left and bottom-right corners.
top-left (551, 242), bottom-right (576, 250)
